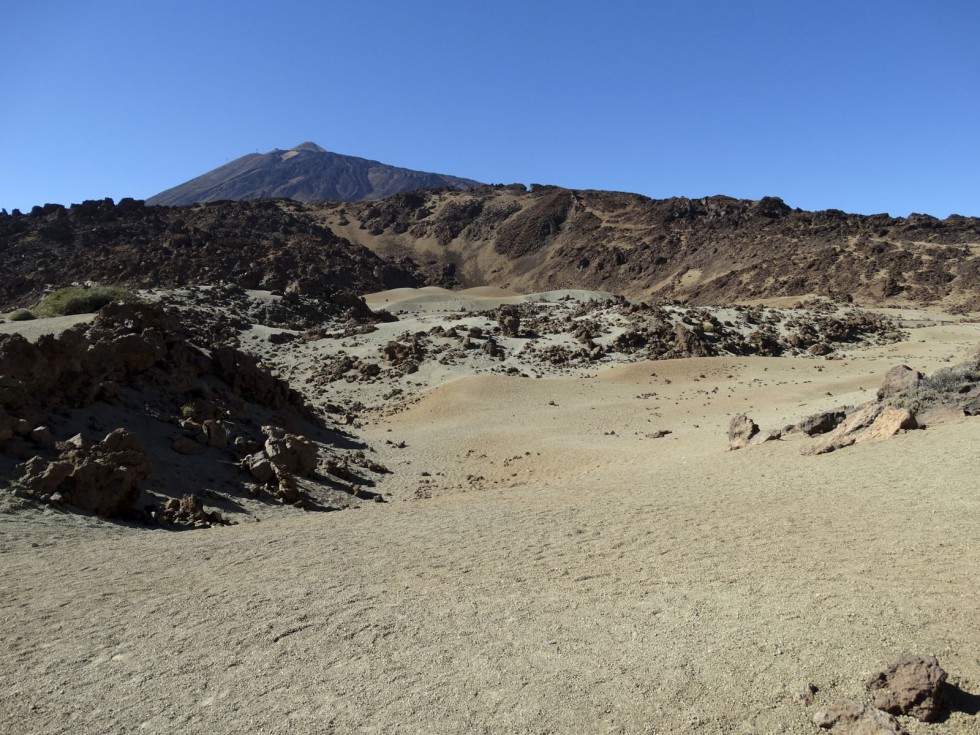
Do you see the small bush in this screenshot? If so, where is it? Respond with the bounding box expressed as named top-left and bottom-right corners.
top-left (7, 308), bottom-right (36, 321)
top-left (35, 285), bottom-right (139, 317)
top-left (885, 358), bottom-right (980, 413)
top-left (921, 361), bottom-right (980, 394)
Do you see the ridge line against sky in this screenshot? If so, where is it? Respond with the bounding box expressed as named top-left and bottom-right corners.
top-left (1, 0), bottom-right (978, 218)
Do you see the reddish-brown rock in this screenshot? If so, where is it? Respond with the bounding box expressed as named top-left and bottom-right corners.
top-left (866, 654), bottom-right (948, 722)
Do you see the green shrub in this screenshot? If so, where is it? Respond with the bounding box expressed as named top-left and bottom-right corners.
top-left (35, 285), bottom-right (139, 317)
top-left (7, 308), bottom-right (35, 321)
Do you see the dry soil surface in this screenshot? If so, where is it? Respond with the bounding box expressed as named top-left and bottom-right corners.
top-left (2, 299), bottom-right (980, 734)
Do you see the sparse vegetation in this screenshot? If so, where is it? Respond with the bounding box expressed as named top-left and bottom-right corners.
top-left (7, 308), bottom-right (35, 321)
top-left (35, 285), bottom-right (139, 318)
top-left (885, 357), bottom-right (980, 413)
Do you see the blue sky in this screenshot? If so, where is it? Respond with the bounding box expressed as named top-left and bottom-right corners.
top-left (2, 1), bottom-right (978, 217)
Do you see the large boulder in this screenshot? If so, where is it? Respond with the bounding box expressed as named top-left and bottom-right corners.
top-left (263, 427), bottom-right (318, 477)
top-left (866, 654), bottom-right (947, 722)
top-left (877, 365), bottom-right (923, 401)
top-left (245, 451), bottom-right (276, 484)
top-left (795, 409), bottom-right (847, 436)
top-left (728, 414), bottom-right (759, 450)
top-left (673, 324), bottom-right (710, 357)
top-left (863, 407), bottom-right (918, 442)
top-left (17, 457), bottom-right (73, 497)
top-left (496, 306), bottom-right (521, 337)
top-left (802, 403), bottom-right (917, 455)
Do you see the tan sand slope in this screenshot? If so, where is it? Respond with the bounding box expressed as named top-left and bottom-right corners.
top-left (364, 285), bottom-right (617, 314)
top-left (1, 310), bottom-right (980, 734)
top-left (0, 312), bottom-right (93, 341)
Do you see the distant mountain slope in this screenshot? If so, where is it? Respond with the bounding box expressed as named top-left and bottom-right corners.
top-left (146, 143), bottom-right (481, 205)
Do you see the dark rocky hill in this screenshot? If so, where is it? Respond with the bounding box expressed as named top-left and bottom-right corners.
top-left (3, 188), bottom-right (980, 311)
top-left (0, 198), bottom-right (422, 309)
top-left (146, 143), bottom-right (481, 206)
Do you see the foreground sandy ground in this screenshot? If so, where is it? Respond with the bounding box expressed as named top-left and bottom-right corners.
top-left (2, 304), bottom-right (979, 734)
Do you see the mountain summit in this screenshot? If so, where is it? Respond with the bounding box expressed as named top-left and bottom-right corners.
top-left (146, 143), bottom-right (481, 205)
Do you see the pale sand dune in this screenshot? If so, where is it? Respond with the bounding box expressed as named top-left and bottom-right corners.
top-left (0, 312), bottom-right (93, 341)
top-left (364, 286), bottom-right (616, 313)
top-left (1, 314), bottom-right (979, 734)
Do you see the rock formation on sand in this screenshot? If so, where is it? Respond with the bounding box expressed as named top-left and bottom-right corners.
top-left (812, 700), bottom-right (908, 734)
top-left (813, 655), bottom-right (949, 733)
top-left (729, 354), bottom-right (980, 455)
top-left (0, 302), bottom-right (384, 523)
top-left (15, 429), bottom-right (150, 517)
top-left (799, 404), bottom-right (918, 456)
top-left (866, 654), bottom-right (948, 722)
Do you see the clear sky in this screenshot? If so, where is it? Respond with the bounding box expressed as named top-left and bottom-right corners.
top-left (2, 1), bottom-right (978, 217)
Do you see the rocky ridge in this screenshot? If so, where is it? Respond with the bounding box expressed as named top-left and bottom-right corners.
top-left (320, 185), bottom-right (980, 308)
top-left (0, 198), bottom-right (422, 310)
top-left (4, 188), bottom-right (980, 313)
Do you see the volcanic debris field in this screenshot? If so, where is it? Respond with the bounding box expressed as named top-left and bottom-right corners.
top-left (1, 192), bottom-right (980, 734)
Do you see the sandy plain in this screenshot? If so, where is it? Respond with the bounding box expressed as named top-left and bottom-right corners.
top-left (1, 289), bottom-right (979, 734)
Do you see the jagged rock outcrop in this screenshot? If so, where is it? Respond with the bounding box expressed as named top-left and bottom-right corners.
top-left (263, 427), bottom-right (318, 478)
top-left (496, 306), bottom-right (521, 337)
top-left (876, 365), bottom-right (924, 401)
top-left (15, 429), bottom-right (151, 517)
top-left (812, 655), bottom-right (949, 733)
top-left (801, 404), bottom-right (918, 455)
top-left (728, 414), bottom-right (760, 450)
top-left (794, 409), bottom-right (847, 436)
top-left (0, 302), bottom-right (331, 522)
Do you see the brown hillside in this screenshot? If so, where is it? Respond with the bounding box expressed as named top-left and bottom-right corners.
top-left (314, 185), bottom-right (980, 308)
